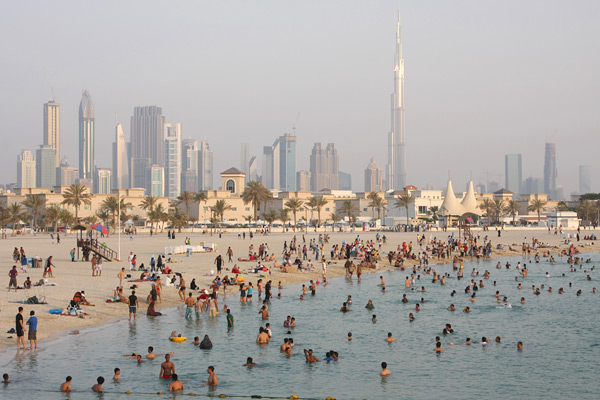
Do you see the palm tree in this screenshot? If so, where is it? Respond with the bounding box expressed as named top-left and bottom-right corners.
top-left (394, 193), bottom-right (415, 225)
top-left (428, 205), bottom-right (439, 223)
top-left (527, 198), bottom-right (547, 223)
top-left (213, 199), bottom-right (233, 222)
top-left (101, 196), bottom-right (120, 232)
top-left (279, 208), bottom-right (290, 228)
top-left (329, 212), bottom-right (339, 230)
top-left (492, 199), bottom-right (506, 224)
top-left (284, 198), bottom-right (304, 231)
top-left (577, 200), bottom-right (596, 224)
top-left (504, 200), bottom-right (518, 225)
top-left (8, 203), bottom-right (24, 235)
top-left (0, 201), bottom-right (8, 227)
top-left (156, 204), bottom-right (169, 232)
top-left (169, 206), bottom-right (187, 233)
top-left (263, 208), bottom-right (278, 230)
top-left (176, 191), bottom-right (195, 228)
top-left (61, 184), bottom-right (92, 220)
top-left (43, 205), bottom-right (61, 233)
top-left (478, 198), bottom-right (495, 225)
top-left (337, 200), bottom-right (358, 224)
top-left (242, 181), bottom-right (271, 221)
top-left (557, 201), bottom-right (570, 211)
top-left (367, 192), bottom-right (380, 221)
top-left (23, 194), bottom-right (46, 230)
top-left (96, 209), bottom-right (111, 227)
top-left (58, 209), bottom-right (75, 234)
top-left (83, 215), bottom-right (98, 225)
top-left (307, 195), bottom-right (328, 227)
top-left (243, 215), bottom-right (253, 233)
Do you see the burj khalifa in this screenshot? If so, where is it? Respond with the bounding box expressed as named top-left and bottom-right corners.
top-left (386, 12), bottom-right (406, 191)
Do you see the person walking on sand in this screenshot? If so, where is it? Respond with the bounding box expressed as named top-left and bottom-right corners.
top-left (43, 256), bottom-right (55, 278)
top-left (118, 268), bottom-right (125, 288)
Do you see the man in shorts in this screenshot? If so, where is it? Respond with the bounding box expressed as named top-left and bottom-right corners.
top-left (26, 310), bottom-right (38, 349)
top-left (8, 265), bottom-right (18, 292)
top-left (128, 291), bottom-right (139, 321)
top-left (16, 307), bottom-right (27, 349)
top-left (160, 354), bottom-right (175, 379)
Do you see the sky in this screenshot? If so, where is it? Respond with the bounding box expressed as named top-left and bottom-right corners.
top-left (1, 0), bottom-right (599, 195)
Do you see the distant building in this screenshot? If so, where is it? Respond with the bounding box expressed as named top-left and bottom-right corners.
top-left (199, 138), bottom-right (214, 190)
top-left (523, 177), bottom-right (544, 194)
top-left (43, 100), bottom-right (60, 168)
top-left (56, 157), bottom-right (78, 187)
top-left (579, 165), bottom-right (591, 194)
top-left (487, 181), bottom-right (500, 193)
top-left (130, 106), bottom-right (164, 191)
top-left (279, 133), bottom-right (297, 191)
top-left (262, 139), bottom-right (280, 190)
top-left (297, 170), bottom-right (311, 192)
top-left (112, 122), bottom-right (130, 190)
top-left (36, 145), bottom-right (56, 189)
top-left (339, 171), bottom-right (352, 190)
top-left (163, 123), bottom-right (181, 198)
top-left (149, 165), bottom-right (164, 197)
top-left (79, 90), bottom-right (95, 185)
top-left (504, 154), bottom-right (522, 197)
top-left (95, 168), bottom-right (112, 194)
top-left (544, 142), bottom-right (557, 198)
top-left (17, 149), bottom-right (36, 188)
top-left (248, 156), bottom-right (259, 182)
top-left (131, 158), bottom-right (150, 192)
top-left (364, 157), bottom-right (383, 192)
top-left (310, 143), bottom-right (339, 192)
top-left (181, 139), bottom-right (199, 193)
top-left (240, 143), bottom-right (250, 179)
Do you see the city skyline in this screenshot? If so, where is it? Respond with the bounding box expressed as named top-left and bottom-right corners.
top-left (1, 1), bottom-right (599, 194)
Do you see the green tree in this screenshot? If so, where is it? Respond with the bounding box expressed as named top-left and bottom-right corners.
top-left (428, 205), bottom-right (439, 223)
top-left (367, 192), bottom-right (380, 221)
top-left (169, 206), bottom-right (187, 233)
top-left (263, 208), bottom-right (278, 230)
top-left (493, 199), bottom-right (506, 224)
top-left (478, 198), bottom-right (495, 225)
top-left (213, 199), bottom-right (233, 222)
top-left (23, 194), bottom-right (46, 229)
top-left (8, 203), bottom-right (24, 235)
top-left (394, 193), bottom-right (415, 225)
top-left (337, 200), bottom-right (358, 224)
top-left (176, 191), bottom-right (195, 228)
top-left (241, 181), bottom-right (271, 221)
top-left (61, 184), bottom-right (92, 219)
top-left (307, 195), bottom-right (328, 227)
top-left (284, 198), bottom-right (304, 231)
top-left (279, 208), bottom-right (290, 227)
top-left (527, 198), bottom-right (548, 222)
top-left (43, 205), bottom-right (61, 233)
top-left (505, 200), bottom-right (519, 225)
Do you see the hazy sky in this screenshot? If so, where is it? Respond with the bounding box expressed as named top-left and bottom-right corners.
top-left (1, 0), bottom-right (599, 194)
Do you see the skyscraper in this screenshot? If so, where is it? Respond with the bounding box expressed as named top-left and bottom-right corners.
top-left (43, 99), bottom-right (60, 168)
top-left (112, 122), bottom-right (130, 190)
top-left (95, 168), bottom-right (112, 194)
top-left (163, 123), bottom-right (181, 198)
top-left (241, 143), bottom-right (250, 178)
top-left (199, 138), bottom-right (214, 190)
top-left (56, 157), bottom-right (77, 187)
top-left (297, 170), bottom-right (311, 191)
top-left (79, 89), bottom-right (95, 183)
top-left (248, 156), bottom-right (259, 182)
top-left (149, 165), bottom-right (164, 197)
top-left (386, 12), bottom-right (407, 191)
top-left (130, 106), bottom-right (165, 191)
top-left (339, 171), bottom-right (352, 191)
top-left (17, 149), bottom-right (36, 188)
top-left (309, 143), bottom-right (339, 192)
top-left (365, 157), bottom-right (383, 192)
top-left (36, 145), bottom-right (57, 189)
top-left (579, 165), bottom-right (591, 194)
top-left (279, 133), bottom-right (297, 191)
top-left (181, 139), bottom-right (199, 192)
top-left (504, 154), bottom-right (522, 197)
top-left (262, 139), bottom-right (280, 190)
top-left (524, 177), bottom-right (544, 194)
top-left (543, 143), bottom-right (557, 198)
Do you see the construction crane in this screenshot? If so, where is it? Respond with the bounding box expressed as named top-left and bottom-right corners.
top-left (292, 112), bottom-right (300, 136)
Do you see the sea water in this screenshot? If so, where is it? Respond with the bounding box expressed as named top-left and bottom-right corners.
top-left (1, 252), bottom-right (599, 400)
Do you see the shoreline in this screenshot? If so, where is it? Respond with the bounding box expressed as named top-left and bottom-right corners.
top-left (1, 228), bottom-right (597, 353)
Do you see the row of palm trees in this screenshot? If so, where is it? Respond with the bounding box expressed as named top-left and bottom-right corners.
top-left (477, 198), bottom-right (548, 225)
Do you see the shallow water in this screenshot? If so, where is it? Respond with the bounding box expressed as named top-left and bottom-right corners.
top-left (1, 252), bottom-right (599, 400)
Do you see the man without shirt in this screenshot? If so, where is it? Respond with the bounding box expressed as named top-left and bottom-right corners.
top-left (60, 376), bottom-right (72, 392)
top-left (169, 374), bottom-right (184, 392)
top-left (160, 354), bottom-right (175, 379)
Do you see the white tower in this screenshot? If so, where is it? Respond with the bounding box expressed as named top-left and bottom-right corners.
top-left (387, 12), bottom-right (406, 190)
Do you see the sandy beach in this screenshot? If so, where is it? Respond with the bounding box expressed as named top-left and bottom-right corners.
top-left (1, 226), bottom-right (597, 351)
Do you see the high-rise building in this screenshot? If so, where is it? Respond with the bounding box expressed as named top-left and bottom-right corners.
top-left (79, 90), bottom-right (95, 184)
top-left (199, 138), bottom-right (214, 190)
top-left (543, 142), bottom-right (557, 198)
top-left (365, 157), bottom-right (383, 192)
top-left (524, 177), bottom-right (544, 194)
top-left (248, 156), bottom-right (259, 182)
top-left (36, 145), bottom-right (57, 189)
top-left (163, 123), bottom-right (181, 198)
top-left (504, 154), bottom-right (522, 197)
top-left (386, 12), bottom-right (407, 191)
top-left (181, 139), bottom-right (199, 193)
top-left (339, 171), bottom-right (352, 190)
top-left (297, 170), bottom-right (311, 192)
top-left (241, 143), bottom-right (250, 178)
top-left (43, 100), bottom-right (60, 168)
top-left (17, 149), bottom-right (36, 188)
top-left (56, 157), bottom-right (77, 187)
top-left (279, 133), bottom-right (297, 191)
top-left (310, 143), bottom-right (339, 192)
top-left (130, 106), bottom-right (165, 191)
top-left (112, 122), bottom-right (130, 190)
top-left (579, 165), bottom-right (591, 194)
top-left (262, 139), bottom-right (280, 190)
top-left (95, 168), bottom-right (112, 194)
top-left (149, 165), bottom-right (164, 197)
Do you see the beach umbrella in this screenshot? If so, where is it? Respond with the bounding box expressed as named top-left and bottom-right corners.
top-left (90, 224), bottom-right (108, 235)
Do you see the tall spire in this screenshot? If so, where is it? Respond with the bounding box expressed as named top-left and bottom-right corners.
top-left (387, 11), bottom-right (406, 190)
